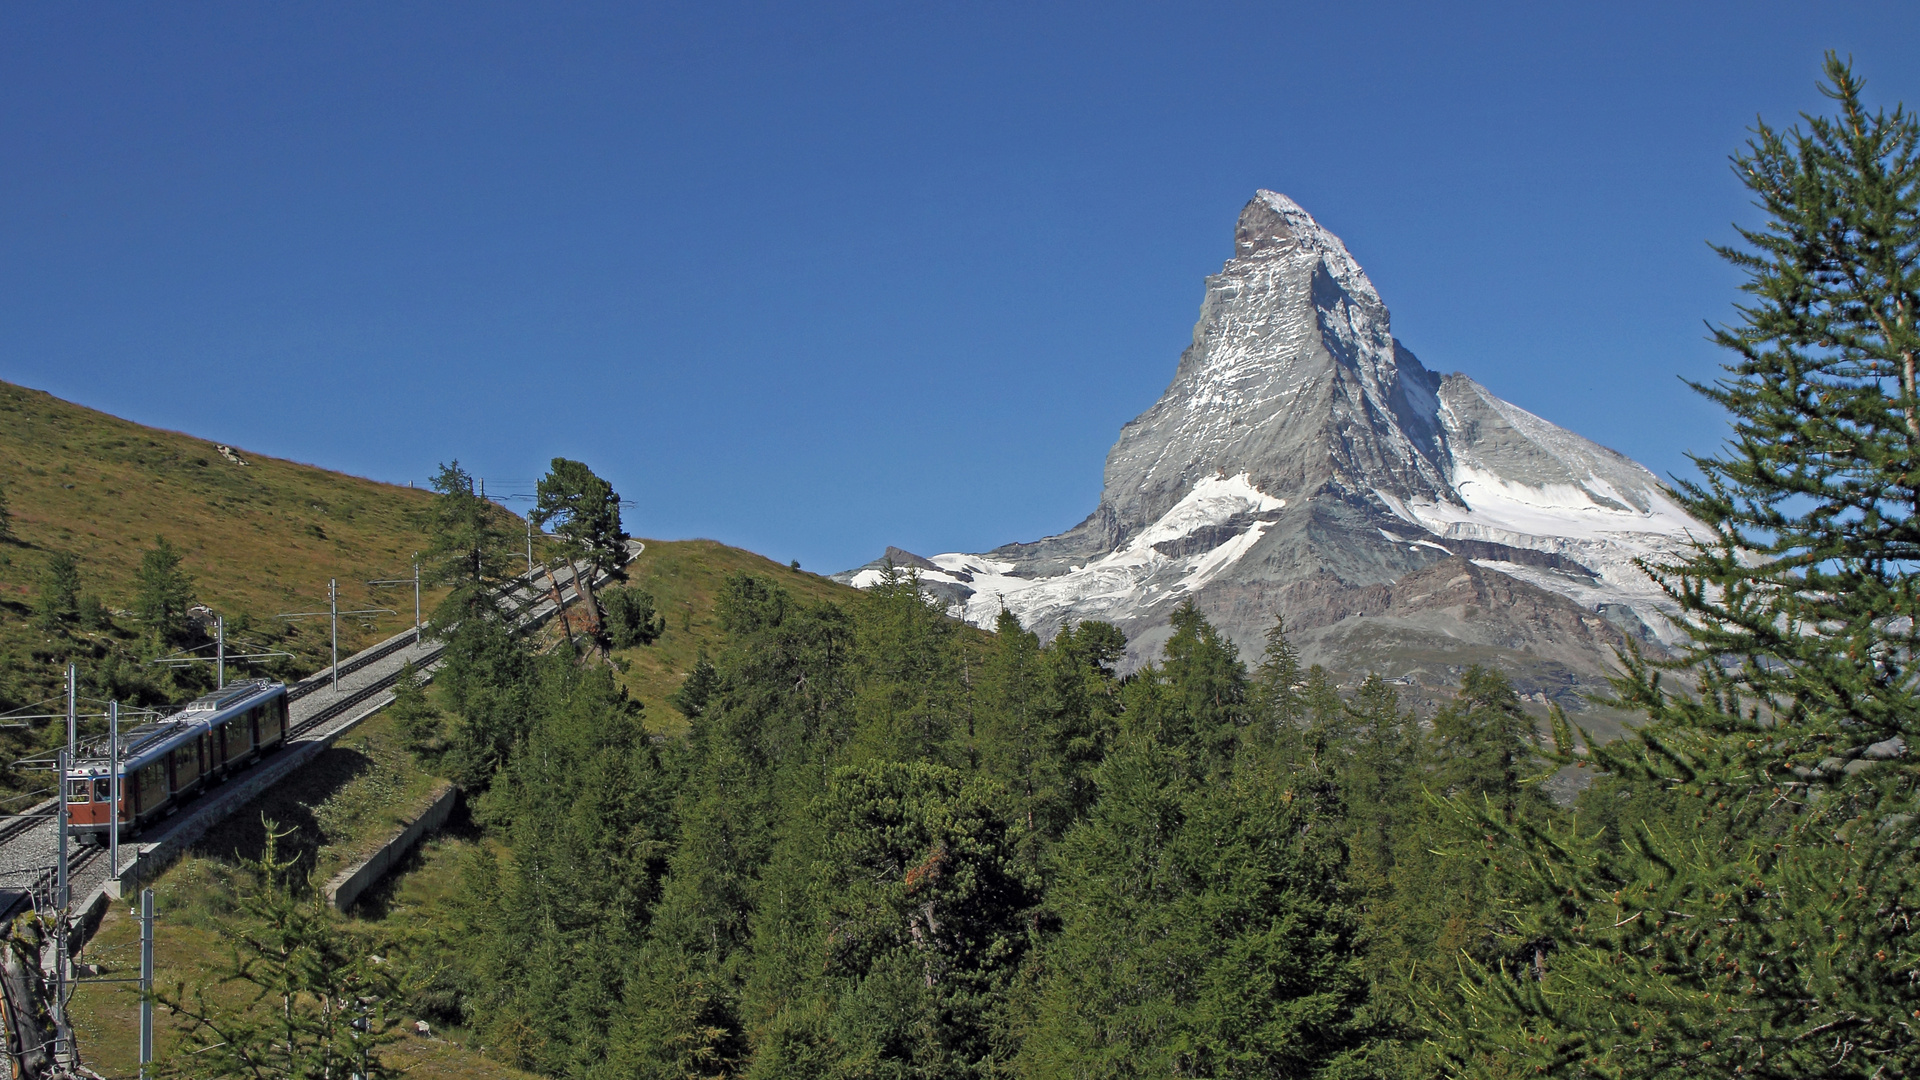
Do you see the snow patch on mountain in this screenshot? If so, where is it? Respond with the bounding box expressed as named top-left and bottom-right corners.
top-left (849, 473), bottom-right (1287, 629)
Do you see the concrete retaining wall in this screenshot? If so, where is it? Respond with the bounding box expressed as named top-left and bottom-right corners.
top-left (324, 781), bottom-right (457, 912)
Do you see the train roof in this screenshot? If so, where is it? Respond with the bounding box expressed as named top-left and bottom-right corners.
top-left (66, 679), bottom-right (285, 774)
top-left (182, 680), bottom-right (280, 712)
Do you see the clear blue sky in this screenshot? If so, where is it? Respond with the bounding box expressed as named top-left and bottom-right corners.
top-left (3, 3), bottom-right (1915, 571)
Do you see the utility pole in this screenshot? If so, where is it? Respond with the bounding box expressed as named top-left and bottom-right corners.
top-left (281, 586), bottom-right (391, 683)
top-left (413, 556), bottom-right (421, 645)
top-left (139, 887), bottom-right (154, 1080)
top-left (110, 700), bottom-right (120, 884)
top-left (526, 516), bottom-right (536, 579)
top-left (53, 748), bottom-right (68, 1066)
top-left (216, 614), bottom-right (226, 690)
top-left (65, 663), bottom-right (76, 764)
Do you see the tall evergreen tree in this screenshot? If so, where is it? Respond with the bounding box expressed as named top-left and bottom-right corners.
top-left (1020, 606), bottom-right (1376, 1079)
top-left (1252, 615), bottom-right (1306, 735)
top-left (420, 461), bottom-right (514, 628)
top-left (848, 565), bottom-right (963, 765)
top-left (459, 661), bottom-right (673, 1077)
top-left (1442, 57), bottom-right (1920, 1078)
top-left (533, 458), bottom-right (627, 645)
top-left (1150, 599), bottom-right (1253, 774)
top-left (157, 823), bottom-right (400, 1079)
top-left (747, 761), bottom-right (1035, 1080)
top-left (34, 552), bottom-right (79, 631)
top-left (612, 576), bottom-right (855, 1077)
top-left (1036, 619), bottom-right (1127, 825)
top-left (973, 609), bottom-right (1051, 854)
top-left (135, 536), bottom-right (194, 642)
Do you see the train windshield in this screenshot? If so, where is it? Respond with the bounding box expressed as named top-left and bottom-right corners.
top-left (64, 780), bottom-right (90, 803)
top-left (92, 778), bottom-right (111, 802)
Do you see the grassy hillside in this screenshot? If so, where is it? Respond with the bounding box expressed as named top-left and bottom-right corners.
top-left (609, 539), bottom-right (859, 734)
top-left (0, 379), bottom-right (450, 709)
top-left (0, 377), bottom-right (864, 793)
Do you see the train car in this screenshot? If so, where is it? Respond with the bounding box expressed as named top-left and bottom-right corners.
top-left (63, 679), bottom-right (290, 843)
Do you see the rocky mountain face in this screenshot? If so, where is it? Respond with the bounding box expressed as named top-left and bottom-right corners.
top-left (837, 192), bottom-right (1702, 718)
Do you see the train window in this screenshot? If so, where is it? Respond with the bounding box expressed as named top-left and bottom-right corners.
top-left (140, 763), bottom-right (165, 802)
top-left (92, 778), bottom-right (111, 802)
top-left (64, 781), bottom-right (89, 803)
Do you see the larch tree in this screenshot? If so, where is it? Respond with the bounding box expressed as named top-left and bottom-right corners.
top-left (420, 460), bottom-right (515, 628)
top-left (34, 552), bottom-right (80, 631)
top-left (1441, 55), bottom-right (1920, 1079)
top-left (532, 457), bottom-right (627, 649)
top-left (135, 537), bottom-right (194, 643)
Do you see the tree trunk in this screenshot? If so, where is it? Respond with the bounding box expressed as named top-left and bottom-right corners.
top-left (545, 567), bottom-right (576, 646)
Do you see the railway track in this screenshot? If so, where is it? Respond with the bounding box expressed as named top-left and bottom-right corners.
top-left (0, 546), bottom-right (631, 909)
top-left (284, 555), bottom-right (591, 704)
top-left (285, 644), bottom-right (444, 741)
top-left (286, 630), bottom-right (422, 702)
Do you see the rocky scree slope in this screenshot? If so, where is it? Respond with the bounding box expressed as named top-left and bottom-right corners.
top-left (838, 192), bottom-right (1702, 714)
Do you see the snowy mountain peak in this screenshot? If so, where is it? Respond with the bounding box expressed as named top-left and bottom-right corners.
top-left (1234, 190), bottom-right (1380, 306)
top-left (1099, 191), bottom-right (1447, 541)
top-left (839, 192), bottom-right (1705, 690)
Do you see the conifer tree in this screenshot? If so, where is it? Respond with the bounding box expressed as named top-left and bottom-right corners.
top-left (849, 564), bottom-right (963, 764)
top-left (614, 575), bottom-right (855, 1076)
top-left (134, 537), bottom-right (194, 642)
top-left (34, 551), bottom-right (79, 631)
top-left (0, 480), bottom-right (11, 539)
top-left (974, 609), bottom-right (1053, 857)
top-left (459, 661), bottom-right (672, 1076)
top-left (1441, 56), bottom-right (1920, 1078)
top-left (157, 822), bottom-right (400, 1079)
top-left (532, 457), bottom-right (627, 645)
top-left (420, 461), bottom-right (513, 628)
top-left (748, 761), bottom-right (1034, 1079)
top-left (1021, 606), bottom-right (1375, 1078)
top-left (1252, 615), bottom-right (1306, 733)
top-left (1152, 598), bottom-right (1253, 772)
top-left (388, 660), bottom-right (442, 759)
top-left (1036, 619), bottom-right (1126, 823)
top-left (668, 647), bottom-right (719, 721)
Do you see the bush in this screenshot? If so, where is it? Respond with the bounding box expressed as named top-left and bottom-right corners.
top-left (603, 585), bottom-right (666, 648)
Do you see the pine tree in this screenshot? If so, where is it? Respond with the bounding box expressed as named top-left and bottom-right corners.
top-left (1152, 598), bottom-right (1253, 773)
top-left (420, 461), bottom-right (514, 628)
top-left (603, 585), bottom-right (667, 648)
top-left (1439, 56), bottom-right (1920, 1078)
top-left (1625, 51), bottom-right (1920, 789)
top-left (460, 661), bottom-right (672, 1076)
top-left (667, 647), bottom-right (720, 721)
top-left (849, 564), bottom-right (963, 765)
top-left (1036, 619), bottom-right (1126, 824)
top-left (34, 551), bottom-right (80, 631)
top-left (156, 821), bottom-right (400, 1079)
top-left (388, 660), bottom-right (442, 759)
top-left (1427, 666), bottom-right (1544, 816)
top-left (973, 608), bottom-right (1054, 861)
top-left (748, 761), bottom-right (1034, 1079)
top-left (1252, 615), bottom-right (1306, 734)
top-left (134, 537), bottom-right (194, 642)
top-left (1020, 606), bottom-right (1376, 1078)
top-left (612, 576), bottom-right (855, 1076)
top-left (532, 457), bottom-right (627, 647)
